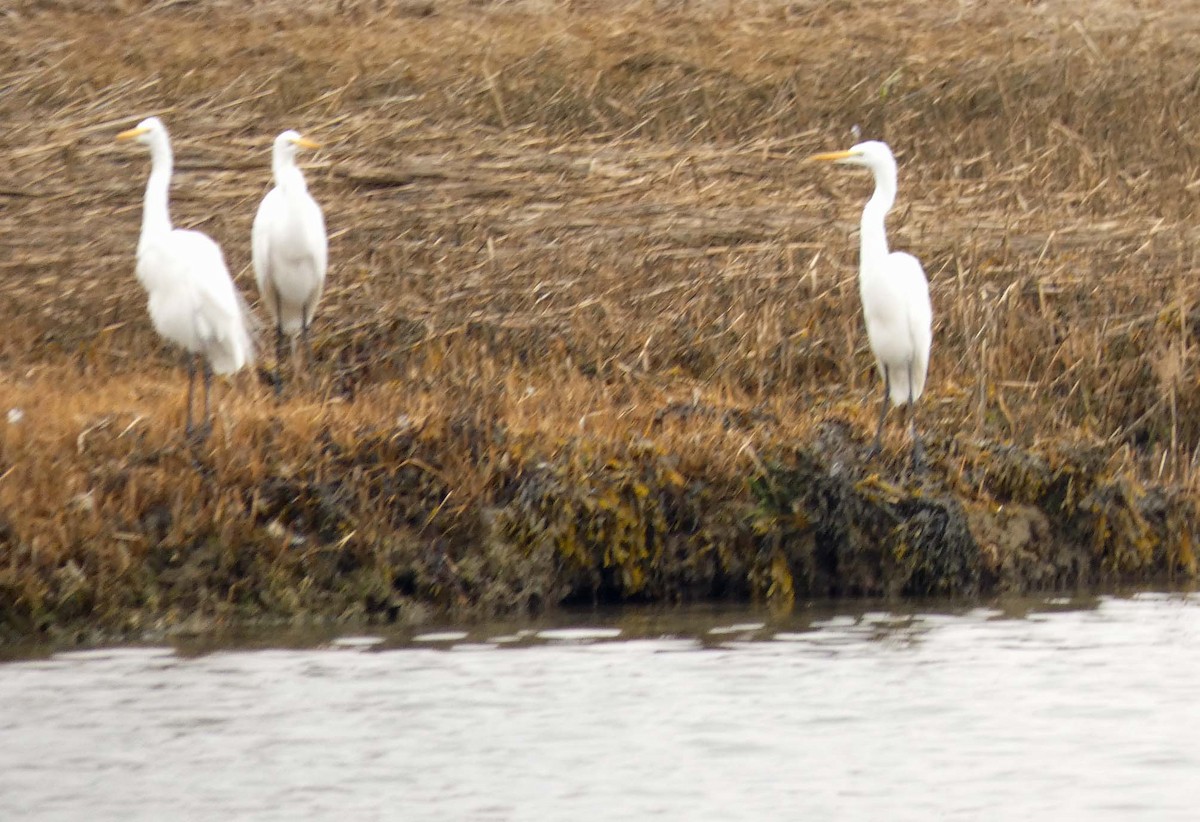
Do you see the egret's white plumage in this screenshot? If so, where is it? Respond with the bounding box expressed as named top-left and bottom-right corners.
top-left (252, 129), bottom-right (327, 389)
top-left (117, 116), bottom-right (254, 439)
top-left (809, 140), bottom-right (933, 466)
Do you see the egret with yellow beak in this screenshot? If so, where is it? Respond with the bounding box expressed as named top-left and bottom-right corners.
top-left (809, 140), bottom-right (933, 469)
top-left (251, 130), bottom-right (328, 391)
top-left (117, 117), bottom-right (255, 442)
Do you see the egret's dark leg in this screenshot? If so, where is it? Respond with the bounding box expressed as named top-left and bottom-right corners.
top-left (186, 358), bottom-right (213, 444)
top-left (273, 286), bottom-right (286, 396)
top-left (274, 323), bottom-right (287, 396)
top-left (184, 353), bottom-right (197, 438)
top-left (868, 367), bottom-right (890, 458)
top-left (300, 306), bottom-right (313, 371)
top-left (203, 360), bottom-right (213, 431)
top-left (909, 363), bottom-right (925, 472)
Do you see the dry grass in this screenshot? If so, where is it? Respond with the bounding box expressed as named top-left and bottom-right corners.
top-left (3, 0), bottom-right (1200, 636)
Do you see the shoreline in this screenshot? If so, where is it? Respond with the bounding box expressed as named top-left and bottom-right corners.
top-left (2, 369), bottom-right (1195, 645)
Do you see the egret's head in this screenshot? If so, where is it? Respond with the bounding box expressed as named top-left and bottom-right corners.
top-left (808, 140), bottom-right (897, 175)
top-left (116, 116), bottom-right (164, 147)
top-left (275, 130), bottom-right (320, 159)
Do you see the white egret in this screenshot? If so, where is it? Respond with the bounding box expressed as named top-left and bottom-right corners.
top-left (251, 129), bottom-right (327, 391)
top-left (809, 140), bottom-right (933, 468)
top-left (117, 117), bottom-right (255, 441)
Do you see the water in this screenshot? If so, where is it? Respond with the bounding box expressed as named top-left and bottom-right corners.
top-left (2, 593), bottom-right (1199, 820)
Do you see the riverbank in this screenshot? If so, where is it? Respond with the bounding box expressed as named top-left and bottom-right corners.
top-left (1, 363), bottom-right (1195, 643)
top-left (3, 0), bottom-right (1200, 641)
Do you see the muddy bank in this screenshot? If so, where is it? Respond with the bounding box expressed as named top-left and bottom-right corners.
top-left (2, 396), bottom-right (1194, 644)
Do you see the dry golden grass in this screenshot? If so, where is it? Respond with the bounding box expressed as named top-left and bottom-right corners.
top-left (3, 0), bottom-right (1200, 637)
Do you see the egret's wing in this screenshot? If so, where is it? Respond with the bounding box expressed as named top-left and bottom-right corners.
top-left (252, 187), bottom-right (279, 297)
top-left (193, 279), bottom-right (257, 372)
top-left (892, 252), bottom-right (932, 339)
top-left (301, 192), bottom-right (329, 317)
top-left (176, 230), bottom-right (255, 372)
top-left (305, 193), bottom-right (329, 279)
top-left (890, 251), bottom-right (933, 398)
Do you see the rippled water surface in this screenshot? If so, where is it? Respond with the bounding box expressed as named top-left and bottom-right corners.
top-left (3, 593), bottom-right (1199, 820)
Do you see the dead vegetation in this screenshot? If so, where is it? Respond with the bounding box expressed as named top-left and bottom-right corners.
top-left (3, 0), bottom-right (1200, 640)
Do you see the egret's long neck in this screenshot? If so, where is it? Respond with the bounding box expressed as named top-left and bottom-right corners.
top-left (141, 133), bottom-right (174, 240)
top-left (859, 161), bottom-right (897, 273)
top-left (273, 151), bottom-right (308, 195)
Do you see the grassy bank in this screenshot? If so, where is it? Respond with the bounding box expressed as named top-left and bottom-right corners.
top-left (2, 0), bottom-right (1200, 640)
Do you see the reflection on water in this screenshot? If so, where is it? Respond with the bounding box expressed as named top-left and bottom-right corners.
top-left (2, 594), bottom-right (1199, 820)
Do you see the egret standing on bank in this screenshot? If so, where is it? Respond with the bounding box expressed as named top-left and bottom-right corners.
top-left (809, 141), bottom-right (933, 468)
top-left (117, 117), bottom-right (255, 442)
top-left (252, 130), bottom-right (327, 391)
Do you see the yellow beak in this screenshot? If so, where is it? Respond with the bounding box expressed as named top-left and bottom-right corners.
top-left (806, 149), bottom-right (855, 163)
top-left (116, 125), bottom-right (149, 141)
top-left (290, 135), bottom-right (321, 150)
